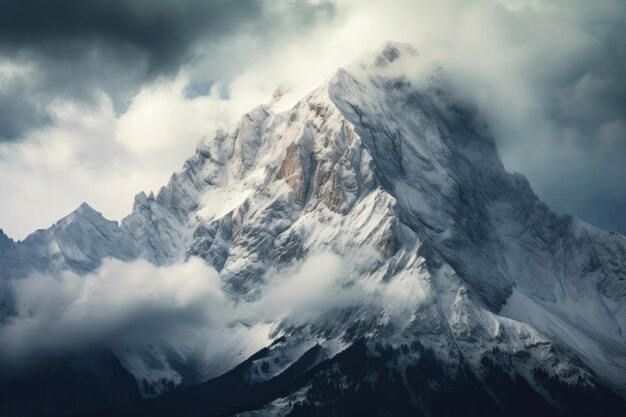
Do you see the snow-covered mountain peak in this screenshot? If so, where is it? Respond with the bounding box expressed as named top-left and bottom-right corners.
top-left (377, 40), bottom-right (419, 62)
top-left (2, 41), bottom-right (626, 415)
top-left (57, 201), bottom-right (108, 224)
top-left (341, 40), bottom-right (421, 80)
top-left (270, 85), bottom-right (291, 105)
top-left (0, 228), bottom-right (13, 250)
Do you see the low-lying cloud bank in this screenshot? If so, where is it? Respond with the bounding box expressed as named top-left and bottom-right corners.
top-left (0, 251), bottom-right (378, 367)
top-left (0, 258), bottom-right (224, 362)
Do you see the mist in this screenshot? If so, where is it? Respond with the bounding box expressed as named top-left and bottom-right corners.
top-left (0, 251), bottom-right (380, 369)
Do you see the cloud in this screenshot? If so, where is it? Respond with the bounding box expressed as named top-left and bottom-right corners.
top-left (0, 60), bottom-right (50, 139)
top-left (0, 251), bottom-right (378, 367)
top-left (244, 251), bottom-right (374, 322)
top-left (0, 0), bottom-right (260, 74)
top-left (0, 257), bottom-right (225, 364)
top-left (0, 0), bottom-right (337, 141)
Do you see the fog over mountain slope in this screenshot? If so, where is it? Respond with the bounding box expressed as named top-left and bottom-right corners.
top-left (1, 43), bottom-right (626, 417)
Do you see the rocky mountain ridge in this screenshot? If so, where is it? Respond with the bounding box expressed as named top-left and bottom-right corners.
top-left (1, 42), bottom-right (626, 416)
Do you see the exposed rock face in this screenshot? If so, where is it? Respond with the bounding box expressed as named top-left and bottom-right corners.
top-left (280, 143), bottom-right (309, 205)
top-left (2, 42), bottom-right (626, 416)
top-left (0, 229), bottom-right (13, 251)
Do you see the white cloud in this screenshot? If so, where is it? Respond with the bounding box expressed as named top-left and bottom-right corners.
top-left (0, 251), bottom-right (380, 365)
top-left (244, 252), bottom-right (367, 322)
top-left (0, 257), bottom-right (225, 362)
top-left (0, 77), bottom-right (255, 239)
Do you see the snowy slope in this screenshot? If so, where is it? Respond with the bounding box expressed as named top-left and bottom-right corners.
top-left (2, 42), bottom-right (626, 416)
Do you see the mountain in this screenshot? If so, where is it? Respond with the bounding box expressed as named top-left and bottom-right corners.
top-left (1, 42), bottom-right (626, 416)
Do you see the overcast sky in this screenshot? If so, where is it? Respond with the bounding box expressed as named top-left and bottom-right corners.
top-left (0, 0), bottom-right (624, 239)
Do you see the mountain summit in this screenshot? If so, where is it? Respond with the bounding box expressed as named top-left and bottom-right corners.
top-left (1, 42), bottom-right (626, 417)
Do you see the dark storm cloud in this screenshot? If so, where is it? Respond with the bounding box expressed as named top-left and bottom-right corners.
top-left (512, 13), bottom-right (626, 233)
top-left (416, 0), bottom-right (626, 234)
top-left (0, 0), bottom-right (337, 141)
top-left (0, 0), bottom-right (261, 77)
top-left (0, 78), bottom-right (51, 140)
top-left (549, 25), bottom-right (626, 146)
